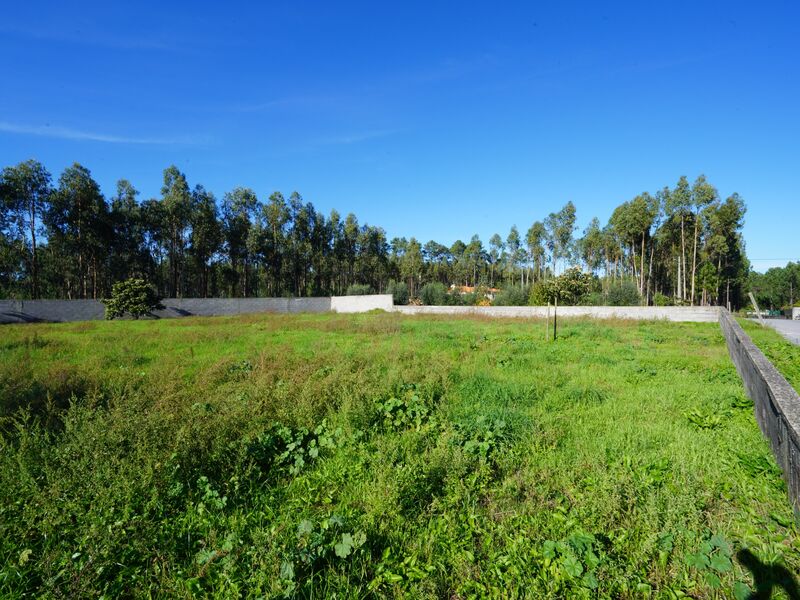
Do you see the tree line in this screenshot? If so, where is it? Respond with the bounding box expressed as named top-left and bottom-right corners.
top-left (749, 262), bottom-right (800, 310)
top-left (0, 160), bottom-right (749, 306)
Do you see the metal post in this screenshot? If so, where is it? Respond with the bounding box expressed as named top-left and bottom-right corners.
top-left (554, 296), bottom-right (558, 341)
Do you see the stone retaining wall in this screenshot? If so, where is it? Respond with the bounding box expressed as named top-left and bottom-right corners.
top-left (392, 305), bottom-right (720, 322)
top-left (719, 309), bottom-right (800, 511)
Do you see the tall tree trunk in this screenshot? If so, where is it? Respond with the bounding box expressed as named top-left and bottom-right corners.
top-left (690, 217), bottom-right (699, 306)
top-left (28, 202), bottom-right (38, 299)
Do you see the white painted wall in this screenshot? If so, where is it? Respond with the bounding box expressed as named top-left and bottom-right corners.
top-left (330, 294), bottom-right (394, 313)
top-left (392, 305), bottom-right (720, 322)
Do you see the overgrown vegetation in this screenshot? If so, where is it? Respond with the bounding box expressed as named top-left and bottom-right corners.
top-left (0, 313), bottom-right (797, 597)
top-left (739, 318), bottom-right (800, 393)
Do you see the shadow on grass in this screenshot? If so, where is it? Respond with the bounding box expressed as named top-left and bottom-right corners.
top-left (738, 549), bottom-right (800, 599)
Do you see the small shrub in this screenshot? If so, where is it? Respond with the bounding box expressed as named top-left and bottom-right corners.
top-left (527, 268), bottom-right (590, 305)
top-left (420, 282), bottom-right (447, 305)
top-left (102, 278), bottom-right (163, 319)
top-left (653, 292), bottom-right (673, 306)
top-left (493, 285), bottom-right (529, 306)
top-left (606, 281), bottom-right (641, 306)
top-left (345, 283), bottom-right (374, 296)
top-left (386, 280), bottom-right (409, 305)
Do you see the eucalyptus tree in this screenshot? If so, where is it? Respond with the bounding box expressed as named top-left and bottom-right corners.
top-left (401, 237), bottom-right (424, 296)
top-left (189, 185), bottom-right (222, 297)
top-left (160, 166), bottom-right (192, 297)
top-left (109, 179), bottom-right (150, 284)
top-left (578, 217), bottom-right (605, 275)
top-left (525, 221), bottom-right (547, 283)
top-left (46, 163), bottom-right (109, 299)
top-left (263, 192), bottom-right (289, 295)
top-left (0, 160), bottom-right (52, 298)
top-left (544, 201), bottom-right (577, 275)
top-left (665, 176), bottom-right (691, 301)
top-left (222, 186), bottom-right (259, 296)
top-left (506, 226), bottom-right (521, 285)
top-left (689, 175), bottom-right (719, 304)
top-left (488, 233), bottom-right (504, 286)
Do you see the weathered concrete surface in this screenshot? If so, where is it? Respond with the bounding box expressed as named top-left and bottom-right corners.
top-left (0, 299), bottom-right (105, 323)
top-left (760, 319), bottom-right (800, 346)
top-left (331, 294), bottom-right (393, 313)
top-left (720, 309), bottom-right (800, 511)
top-left (393, 305), bottom-right (720, 322)
top-left (1, 295), bottom-right (389, 323)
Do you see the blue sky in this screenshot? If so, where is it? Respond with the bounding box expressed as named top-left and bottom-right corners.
top-left (1, 1), bottom-right (797, 271)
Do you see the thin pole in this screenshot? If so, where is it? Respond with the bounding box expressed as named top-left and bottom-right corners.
top-left (554, 296), bottom-right (558, 341)
top-left (546, 302), bottom-right (550, 342)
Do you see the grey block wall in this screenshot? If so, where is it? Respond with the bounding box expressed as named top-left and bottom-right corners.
top-left (719, 309), bottom-right (800, 511)
top-left (0, 295), bottom-right (394, 323)
top-left (0, 299), bottom-right (106, 323)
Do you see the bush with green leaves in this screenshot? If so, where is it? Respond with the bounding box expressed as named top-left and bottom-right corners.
top-left (102, 278), bottom-right (163, 319)
top-left (345, 283), bottom-right (374, 296)
top-left (605, 280), bottom-right (641, 306)
top-left (420, 282), bottom-right (447, 305)
top-left (492, 285), bottom-right (530, 306)
top-left (528, 268), bottom-right (591, 305)
top-left (653, 292), bottom-right (674, 306)
top-left (386, 280), bottom-right (409, 305)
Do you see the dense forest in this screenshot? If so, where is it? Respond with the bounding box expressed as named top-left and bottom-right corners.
top-left (749, 262), bottom-right (800, 310)
top-left (0, 160), bottom-right (750, 307)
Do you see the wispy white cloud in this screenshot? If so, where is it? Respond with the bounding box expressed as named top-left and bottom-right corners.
top-left (311, 129), bottom-right (396, 146)
top-left (0, 24), bottom-right (178, 51)
top-left (0, 121), bottom-right (203, 145)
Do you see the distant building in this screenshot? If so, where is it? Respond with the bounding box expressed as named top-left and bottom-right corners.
top-left (449, 285), bottom-right (500, 300)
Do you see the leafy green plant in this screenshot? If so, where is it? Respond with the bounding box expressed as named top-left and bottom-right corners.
top-left (245, 420), bottom-right (340, 477)
top-left (540, 531), bottom-right (604, 591)
top-left (453, 416), bottom-right (508, 461)
top-left (685, 408), bottom-right (724, 430)
top-left (684, 534), bottom-right (734, 589)
top-left (375, 391), bottom-right (430, 431)
top-left (279, 515), bottom-right (366, 594)
top-left (102, 278), bottom-right (163, 319)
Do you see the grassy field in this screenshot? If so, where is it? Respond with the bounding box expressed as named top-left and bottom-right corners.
top-left (739, 318), bottom-right (800, 394)
top-left (1, 313), bottom-right (799, 598)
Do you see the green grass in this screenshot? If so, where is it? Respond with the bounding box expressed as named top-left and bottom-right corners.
top-left (739, 318), bottom-right (800, 394)
top-left (1, 313), bottom-right (798, 598)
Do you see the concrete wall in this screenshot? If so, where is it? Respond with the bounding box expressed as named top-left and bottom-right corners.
top-left (719, 309), bottom-right (800, 511)
top-left (392, 305), bottom-right (720, 322)
top-left (331, 294), bottom-right (393, 313)
top-left (1, 295), bottom-right (389, 324)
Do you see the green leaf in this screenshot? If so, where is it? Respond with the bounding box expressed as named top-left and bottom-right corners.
top-left (709, 554), bottom-right (732, 573)
top-left (561, 555), bottom-right (583, 578)
top-left (733, 581), bottom-right (752, 600)
top-left (685, 552), bottom-right (710, 569)
top-left (704, 571), bottom-right (721, 588)
top-left (335, 533), bottom-right (354, 558)
top-left (297, 519), bottom-right (314, 537)
top-left (709, 533), bottom-right (733, 556)
top-left (542, 540), bottom-right (557, 560)
top-left (279, 560), bottom-right (295, 580)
